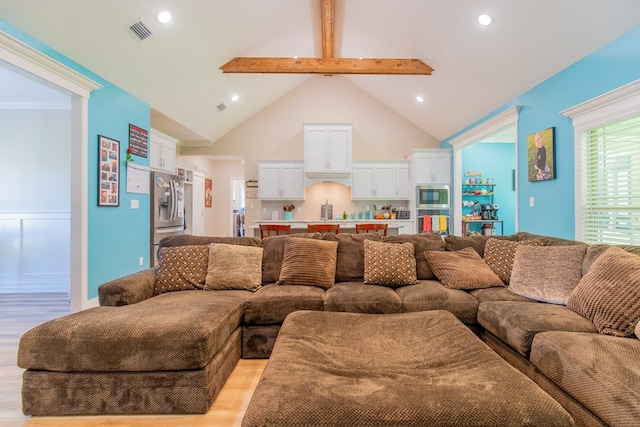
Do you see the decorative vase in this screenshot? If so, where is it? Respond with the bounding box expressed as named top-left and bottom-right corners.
top-left (284, 211), bottom-right (293, 221)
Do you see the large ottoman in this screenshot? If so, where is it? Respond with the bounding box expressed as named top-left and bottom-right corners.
top-left (242, 310), bottom-right (575, 427)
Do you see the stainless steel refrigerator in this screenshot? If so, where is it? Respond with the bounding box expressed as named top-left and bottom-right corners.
top-left (150, 171), bottom-right (185, 266)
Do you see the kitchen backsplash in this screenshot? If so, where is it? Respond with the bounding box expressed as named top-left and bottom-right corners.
top-left (260, 182), bottom-right (409, 220)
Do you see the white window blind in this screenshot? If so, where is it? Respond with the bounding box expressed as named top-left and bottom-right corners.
top-left (580, 114), bottom-right (640, 244)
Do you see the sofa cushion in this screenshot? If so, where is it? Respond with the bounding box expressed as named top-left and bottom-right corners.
top-left (324, 282), bottom-right (402, 313)
top-left (323, 233), bottom-right (382, 282)
top-left (205, 243), bottom-right (263, 291)
top-left (154, 245), bottom-right (210, 295)
top-left (363, 240), bottom-right (417, 288)
top-left (158, 235), bottom-right (261, 249)
top-left (383, 233), bottom-right (445, 279)
top-left (277, 238), bottom-right (338, 289)
top-left (243, 283), bottom-right (325, 325)
top-left (261, 233), bottom-right (322, 284)
top-left (469, 286), bottom-right (538, 304)
top-left (424, 247), bottom-right (503, 290)
top-left (477, 301), bottom-right (597, 357)
top-left (568, 246), bottom-right (640, 337)
top-left (443, 234), bottom-right (519, 257)
top-left (509, 244), bottom-right (586, 305)
top-left (637, 320), bottom-right (640, 338)
top-left (531, 331), bottom-right (640, 426)
top-left (582, 243), bottom-right (640, 275)
top-left (18, 290), bottom-right (251, 371)
top-left (396, 280), bottom-right (478, 325)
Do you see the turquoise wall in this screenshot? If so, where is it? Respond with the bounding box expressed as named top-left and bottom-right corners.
top-left (461, 143), bottom-right (516, 235)
top-left (0, 19), bottom-right (151, 300)
top-left (443, 25), bottom-right (640, 239)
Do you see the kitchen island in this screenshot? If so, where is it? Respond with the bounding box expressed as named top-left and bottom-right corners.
top-left (250, 219), bottom-right (414, 238)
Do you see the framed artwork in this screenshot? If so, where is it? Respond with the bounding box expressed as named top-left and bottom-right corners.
top-left (527, 127), bottom-right (555, 182)
top-left (205, 178), bottom-right (212, 207)
top-left (98, 135), bottom-right (120, 206)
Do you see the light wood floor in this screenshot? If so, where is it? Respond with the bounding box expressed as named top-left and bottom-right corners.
top-left (0, 293), bottom-right (267, 427)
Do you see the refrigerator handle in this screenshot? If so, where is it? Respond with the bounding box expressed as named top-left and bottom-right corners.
top-left (168, 179), bottom-right (176, 221)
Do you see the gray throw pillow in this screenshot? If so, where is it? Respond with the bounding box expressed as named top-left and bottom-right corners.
top-left (205, 243), bottom-right (263, 291)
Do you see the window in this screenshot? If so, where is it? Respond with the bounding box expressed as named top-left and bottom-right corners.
top-left (563, 79), bottom-right (640, 245)
top-left (580, 115), bottom-right (640, 244)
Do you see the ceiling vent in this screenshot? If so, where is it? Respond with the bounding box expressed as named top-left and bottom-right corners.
top-left (126, 19), bottom-right (154, 42)
top-left (217, 102), bottom-right (227, 112)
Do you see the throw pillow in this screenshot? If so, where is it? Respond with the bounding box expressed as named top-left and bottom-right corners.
top-left (277, 238), bottom-right (338, 289)
top-left (424, 247), bottom-right (503, 290)
top-left (363, 239), bottom-right (417, 288)
top-left (383, 233), bottom-right (445, 279)
top-left (205, 243), bottom-right (263, 291)
top-left (154, 245), bottom-right (210, 295)
top-left (483, 239), bottom-right (543, 285)
top-left (568, 247), bottom-right (640, 337)
top-left (636, 320), bottom-right (640, 339)
top-left (509, 244), bottom-right (586, 305)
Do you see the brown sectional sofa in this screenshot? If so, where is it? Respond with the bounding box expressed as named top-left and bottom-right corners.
top-left (17, 232), bottom-right (640, 427)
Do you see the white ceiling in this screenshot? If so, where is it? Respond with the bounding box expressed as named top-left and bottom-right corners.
top-left (0, 1), bottom-right (639, 146)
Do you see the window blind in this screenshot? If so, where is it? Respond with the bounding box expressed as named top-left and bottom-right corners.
top-left (580, 114), bottom-right (640, 245)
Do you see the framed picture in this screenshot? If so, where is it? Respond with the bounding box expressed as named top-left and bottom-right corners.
top-left (98, 135), bottom-right (120, 206)
top-left (205, 178), bottom-right (212, 207)
top-left (527, 127), bottom-right (555, 182)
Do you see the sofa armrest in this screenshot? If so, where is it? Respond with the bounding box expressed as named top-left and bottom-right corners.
top-left (98, 268), bottom-right (157, 306)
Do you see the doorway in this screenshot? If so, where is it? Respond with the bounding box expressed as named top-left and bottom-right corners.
top-left (230, 177), bottom-right (245, 237)
top-left (0, 62), bottom-right (71, 297)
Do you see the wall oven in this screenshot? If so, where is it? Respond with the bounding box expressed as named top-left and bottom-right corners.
top-left (416, 185), bottom-right (450, 209)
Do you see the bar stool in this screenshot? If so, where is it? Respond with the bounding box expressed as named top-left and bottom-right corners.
top-left (307, 224), bottom-right (340, 234)
top-left (259, 224), bottom-right (291, 239)
top-left (355, 223), bottom-right (388, 236)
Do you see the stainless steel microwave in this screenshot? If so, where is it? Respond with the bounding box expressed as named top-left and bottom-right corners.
top-left (416, 185), bottom-right (450, 209)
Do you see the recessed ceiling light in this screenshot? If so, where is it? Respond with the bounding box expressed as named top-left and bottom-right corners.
top-left (416, 95), bottom-right (425, 103)
top-left (478, 14), bottom-right (492, 26)
top-left (230, 94), bottom-right (239, 102)
top-left (157, 11), bottom-right (172, 23)
top-left (292, 55), bottom-right (298, 59)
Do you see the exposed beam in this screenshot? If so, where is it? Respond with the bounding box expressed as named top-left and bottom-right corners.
top-left (220, 57), bottom-right (434, 75)
top-left (219, 0), bottom-right (434, 76)
top-left (321, 0), bottom-right (335, 59)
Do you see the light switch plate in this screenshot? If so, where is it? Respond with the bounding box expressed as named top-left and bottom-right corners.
top-left (131, 199), bottom-right (139, 209)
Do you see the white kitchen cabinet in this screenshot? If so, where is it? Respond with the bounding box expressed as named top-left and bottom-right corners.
top-left (352, 162), bottom-right (410, 200)
top-left (150, 129), bottom-right (177, 173)
top-left (304, 124), bottom-right (352, 176)
top-left (258, 161), bottom-right (304, 200)
top-left (410, 149), bottom-right (451, 184)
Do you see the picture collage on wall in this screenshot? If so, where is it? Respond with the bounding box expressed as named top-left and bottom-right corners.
top-left (98, 135), bottom-right (120, 206)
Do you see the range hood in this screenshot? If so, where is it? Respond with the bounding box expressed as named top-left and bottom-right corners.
top-left (304, 175), bottom-right (352, 187)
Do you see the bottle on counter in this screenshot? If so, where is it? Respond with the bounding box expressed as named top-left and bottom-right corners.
top-left (342, 210), bottom-right (347, 220)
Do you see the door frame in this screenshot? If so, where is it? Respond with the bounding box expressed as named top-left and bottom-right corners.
top-left (229, 177), bottom-right (245, 236)
top-left (0, 31), bottom-right (101, 312)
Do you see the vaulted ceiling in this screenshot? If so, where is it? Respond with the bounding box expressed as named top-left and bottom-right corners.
top-left (1, 1), bottom-right (639, 146)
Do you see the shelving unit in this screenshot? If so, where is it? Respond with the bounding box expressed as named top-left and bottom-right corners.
top-left (461, 184), bottom-right (502, 235)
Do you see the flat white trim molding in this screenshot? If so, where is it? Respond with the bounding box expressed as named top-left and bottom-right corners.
top-left (449, 106), bottom-right (521, 149)
top-left (0, 30), bottom-right (101, 97)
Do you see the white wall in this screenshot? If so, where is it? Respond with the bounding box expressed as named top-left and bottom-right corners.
top-left (181, 75), bottom-right (440, 227)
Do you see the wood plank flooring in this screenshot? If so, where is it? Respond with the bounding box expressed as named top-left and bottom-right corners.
top-left (0, 293), bottom-right (267, 426)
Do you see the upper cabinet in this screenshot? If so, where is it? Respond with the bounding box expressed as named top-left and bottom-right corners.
top-left (258, 161), bottom-right (305, 200)
top-left (150, 129), bottom-right (178, 173)
top-left (409, 149), bottom-right (452, 185)
top-left (304, 124), bottom-right (352, 177)
top-left (352, 161), bottom-right (410, 200)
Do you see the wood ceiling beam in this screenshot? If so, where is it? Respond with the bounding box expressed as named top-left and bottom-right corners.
top-left (322, 0), bottom-right (335, 59)
top-left (220, 57), bottom-right (433, 75)
top-left (219, 0), bottom-right (434, 76)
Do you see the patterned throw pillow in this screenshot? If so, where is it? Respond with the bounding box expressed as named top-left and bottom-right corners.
top-left (363, 240), bottom-right (417, 288)
top-left (483, 239), bottom-right (543, 285)
top-left (424, 247), bottom-right (503, 290)
top-left (568, 247), bottom-right (640, 337)
top-left (205, 243), bottom-right (263, 291)
top-left (277, 238), bottom-right (338, 289)
top-left (154, 245), bottom-right (210, 295)
top-left (509, 244), bottom-right (586, 305)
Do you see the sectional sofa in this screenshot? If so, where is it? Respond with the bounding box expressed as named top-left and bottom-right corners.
top-left (17, 232), bottom-right (640, 426)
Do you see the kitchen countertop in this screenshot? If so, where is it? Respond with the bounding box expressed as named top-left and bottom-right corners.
top-left (250, 219), bottom-right (413, 229)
